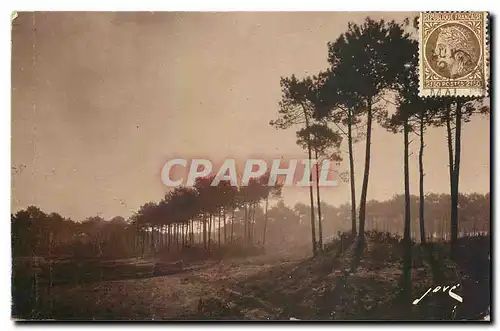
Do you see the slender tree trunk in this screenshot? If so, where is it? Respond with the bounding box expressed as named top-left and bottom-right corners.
top-left (403, 119), bottom-right (412, 309)
top-left (181, 224), bottom-right (184, 248)
top-left (451, 102), bottom-right (462, 257)
top-left (180, 225), bottom-right (183, 248)
top-left (248, 204), bottom-right (252, 245)
top-left (203, 213), bottom-right (207, 249)
top-left (347, 107), bottom-right (357, 236)
top-left (182, 224), bottom-right (185, 247)
top-left (162, 225), bottom-right (165, 249)
top-left (223, 208), bottom-right (227, 245)
top-left (155, 227), bottom-right (159, 253)
top-left (419, 113), bottom-right (426, 244)
top-left (170, 224), bottom-right (173, 250)
top-left (150, 226), bottom-right (155, 255)
top-left (190, 219), bottom-right (194, 245)
top-left (446, 104), bottom-right (456, 255)
top-left (208, 214), bottom-right (212, 249)
top-left (308, 156), bottom-right (317, 255)
top-left (244, 204), bottom-right (248, 246)
top-left (141, 229), bottom-right (145, 256)
top-left (314, 149), bottom-right (323, 252)
top-left (181, 224), bottom-right (184, 247)
top-left (179, 224), bottom-right (182, 249)
top-left (302, 107), bottom-right (317, 256)
top-left (263, 195), bottom-right (269, 246)
top-left (218, 208), bottom-right (221, 248)
top-left (173, 223), bottom-right (179, 252)
top-left (197, 220), bottom-right (201, 244)
top-left (159, 225), bottom-right (163, 250)
top-left (173, 224), bottom-right (177, 252)
top-left (179, 224), bottom-right (183, 248)
top-left (231, 207), bottom-right (235, 244)
top-left (358, 100), bottom-right (373, 250)
top-left (171, 224), bottom-right (174, 250)
top-left (196, 220), bottom-right (200, 244)
top-left (167, 224), bottom-right (171, 252)
top-left (251, 202), bottom-right (257, 245)
top-left (249, 204), bottom-right (253, 244)
top-left (178, 224), bottom-right (181, 251)
top-left (136, 222), bottom-right (141, 255)
top-left (184, 224), bottom-right (188, 247)
top-left (446, 106), bottom-right (454, 190)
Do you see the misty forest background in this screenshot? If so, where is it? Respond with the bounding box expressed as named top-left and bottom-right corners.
top-left (11, 192), bottom-right (490, 260)
top-left (12, 15), bottom-right (490, 320)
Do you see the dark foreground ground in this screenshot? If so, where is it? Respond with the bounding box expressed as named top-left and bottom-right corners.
top-left (12, 233), bottom-right (490, 321)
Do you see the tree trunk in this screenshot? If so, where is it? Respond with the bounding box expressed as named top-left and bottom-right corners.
top-left (358, 100), bottom-right (373, 250)
top-left (181, 224), bottom-right (184, 247)
top-left (231, 207), bottom-right (235, 244)
top-left (223, 208), bottom-right (227, 245)
top-left (248, 204), bottom-right (252, 245)
top-left (302, 106), bottom-right (317, 256)
top-left (218, 208), bottom-right (221, 248)
top-left (203, 213), bottom-right (207, 249)
top-left (178, 224), bottom-right (181, 251)
top-left (244, 204), bottom-right (248, 246)
top-left (182, 224), bottom-right (185, 248)
top-left (348, 107), bottom-right (357, 236)
top-left (446, 105), bottom-right (454, 191)
top-left (190, 219), bottom-right (194, 245)
top-left (179, 224), bottom-right (183, 248)
top-left (163, 225), bottom-right (166, 250)
top-left (174, 224), bottom-right (177, 252)
top-left (263, 195), bottom-right (269, 246)
top-left (196, 220), bottom-right (200, 244)
top-left (251, 202), bottom-right (257, 245)
top-left (446, 103), bottom-right (456, 256)
top-left (150, 226), bottom-right (155, 255)
top-left (307, 157), bottom-right (317, 256)
top-left (419, 113), bottom-right (426, 244)
top-left (136, 222), bottom-right (141, 255)
top-left (198, 220), bottom-right (202, 244)
top-left (451, 102), bottom-right (462, 257)
top-left (167, 224), bottom-right (171, 252)
top-left (185, 224), bottom-right (188, 247)
top-left (208, 214), bottom-right (212, 249)
top-left (141, 229), bottom-right (146, 256)
top-left (159, 225), bottom-right (163, 250)
top-left (314, 149), bottom-right (323, 252)
top-left (403, 119), bottom-right (412, 309)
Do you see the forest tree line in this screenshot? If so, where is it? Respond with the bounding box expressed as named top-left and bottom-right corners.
top-left (12, 191), bottom-right (489, 259)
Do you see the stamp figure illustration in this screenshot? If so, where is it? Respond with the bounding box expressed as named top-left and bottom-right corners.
top-left (419, 12), bottom-right (489, 97)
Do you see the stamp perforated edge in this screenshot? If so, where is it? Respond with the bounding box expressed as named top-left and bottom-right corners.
top-left (417, 11), bottom-right (490, 98)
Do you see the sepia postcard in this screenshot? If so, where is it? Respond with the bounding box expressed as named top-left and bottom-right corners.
top-left (11, 11), bottom-right (491, 321)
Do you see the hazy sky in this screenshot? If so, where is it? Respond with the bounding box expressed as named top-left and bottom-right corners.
top-left (11, 12), bottom-right (490, 220)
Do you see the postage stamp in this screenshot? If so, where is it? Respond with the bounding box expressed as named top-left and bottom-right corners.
top-left (419, 12), bottom-right (489, 97)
